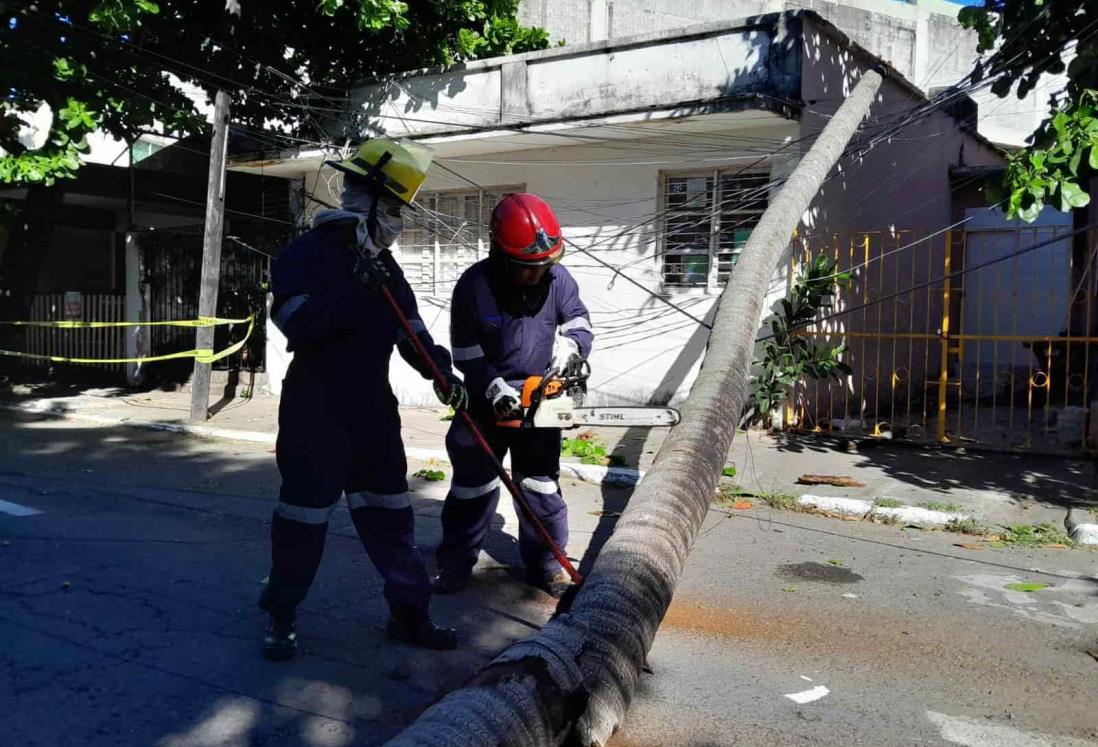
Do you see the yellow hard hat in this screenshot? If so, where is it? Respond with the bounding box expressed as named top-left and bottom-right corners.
top-left (325, 137), bottom-right (434, 205)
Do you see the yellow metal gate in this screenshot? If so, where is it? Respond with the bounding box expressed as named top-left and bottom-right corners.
top-left (787, 223), bottom-right (1095, 454)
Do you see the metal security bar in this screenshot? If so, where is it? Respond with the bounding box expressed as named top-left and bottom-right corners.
top-left (26, 293), bottom-right (127, 378)
top-left (786, 224), bottom-right (1096, 454)
top-left (138, 227), bottom-right (274, 372)
top-left (659, 168), bottom-right (770, 291)
top-left (399, 185), bottom-right (524, 297)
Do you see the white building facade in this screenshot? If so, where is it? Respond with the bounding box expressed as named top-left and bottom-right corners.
top-left (518, 0), bottom-right (1065, 149)
top-left (237, 10), bottom-right (1002, 407)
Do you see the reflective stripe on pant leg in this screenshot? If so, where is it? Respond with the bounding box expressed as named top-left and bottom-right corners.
top-left (509, 428), bottom-right (567, 576)
top-left (449, 477), bottom-right (500, 500)
top-left (264, 420), bottom-right (347, 616)
top-left (514, 474), bottom-right (568, 577)
top-left (346, 410), bottom-right (428, 609)
top-left (437, 414), bottom-right (505, 575)
top-left (261, 496), bottom-right (338, 615)
top-left (275, 501), bottom-right (335, 524)
top-left (346, 490), bottom-right (412, 510)
top-left (519, 476), bottom-right (558, 495)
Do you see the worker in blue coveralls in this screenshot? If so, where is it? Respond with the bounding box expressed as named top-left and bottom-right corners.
top-left (259, 137), bottom-right (469, 660)
top-left (432, 193), bottom-right (593, 599)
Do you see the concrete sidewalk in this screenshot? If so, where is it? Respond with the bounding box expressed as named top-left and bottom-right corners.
top-left (4, 384), bottom-right (1096, 542)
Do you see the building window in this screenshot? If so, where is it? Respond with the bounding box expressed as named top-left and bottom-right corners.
top-left (130, 138), bottom-right (165, 163)
top-left (398, 186), bottom-right (524, 297)
top-left (660, 168), bottom-right (770, 290)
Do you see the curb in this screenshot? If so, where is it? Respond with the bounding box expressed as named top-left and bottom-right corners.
top-left (797, 494), bottom-right (872, 518)
top-left (1, 401), bottom-right (645, 488)
top-left (2, 401), bottom-right (278, 444)
top-left (872, 504), bottom-right (971, 529)
top-left (1065, 507), bottom-right (1098, 546)
top-left (797, 494), bottom-right (971, 528)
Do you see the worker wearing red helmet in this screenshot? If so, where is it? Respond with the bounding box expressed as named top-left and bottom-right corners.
top-left (433, 193), bottom-right (593, 598)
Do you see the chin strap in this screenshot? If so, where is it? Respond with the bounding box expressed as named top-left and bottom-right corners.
top-left (362, 150), bottom-right (393, 249)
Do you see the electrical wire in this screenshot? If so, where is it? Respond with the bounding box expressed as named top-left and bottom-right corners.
top-left (759, 221), bottom-right (1098, 344)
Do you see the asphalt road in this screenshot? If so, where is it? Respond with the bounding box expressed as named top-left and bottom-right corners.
top-left (615, 505), bottom-right (1098, 746)
top-left (0, 411), bottom-right (1095, 746)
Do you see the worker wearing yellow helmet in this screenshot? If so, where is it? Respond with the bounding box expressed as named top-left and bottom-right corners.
top-left (259, 137), bottom-right (467, 660)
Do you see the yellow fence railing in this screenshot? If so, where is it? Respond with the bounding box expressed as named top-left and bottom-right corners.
top-left (786, 224), bottom-right (1094, 454)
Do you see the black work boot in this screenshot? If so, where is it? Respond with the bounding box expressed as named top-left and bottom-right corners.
top-left (430, 568), bottom-right (471, 595)
top-left (527, 569), bottom-right (573, 599)
top-left (262, 610), bottom-right (297, 661)
top-left (386, 605), bottom-right (458, 651)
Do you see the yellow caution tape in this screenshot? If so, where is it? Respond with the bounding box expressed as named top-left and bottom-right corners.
top-left (0, 315), bottom-right (252, 329)
top-left (0, 315), bottom-right (255, 365)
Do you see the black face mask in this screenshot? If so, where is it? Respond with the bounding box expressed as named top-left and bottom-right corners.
top-left (489, 255), bottom-right (551, 317)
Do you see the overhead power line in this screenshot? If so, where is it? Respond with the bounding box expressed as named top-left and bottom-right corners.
top-left (761, 221), bottom-right (1098, 344)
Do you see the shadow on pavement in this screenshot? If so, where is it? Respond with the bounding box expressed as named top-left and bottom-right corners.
top-left (769, 432), bottom-right (1098, 510)
top-left (0, 411), bottom-right (557, 746)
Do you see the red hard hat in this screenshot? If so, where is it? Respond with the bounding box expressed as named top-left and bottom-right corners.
top-left (490, 193), bottom-right (564, 266)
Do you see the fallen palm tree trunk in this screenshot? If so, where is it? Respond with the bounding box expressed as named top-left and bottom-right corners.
top-left (388, 68), bottom-right (885, 747)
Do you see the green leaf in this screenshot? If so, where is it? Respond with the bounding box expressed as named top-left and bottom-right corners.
top-left (455, 28), bottom-right (486, 58)
top-left (1005, 582), bottom-right (1050, 593)
top-left (1089, 146), bottom-right (1098, 170)
top-left (52, 58), bottom-right (76, 81)
top-left (1069, 148), bottom-right (1083, 175)
top-left (1060, 181), bottom-right (1091, 211)
top-left (722, 466), bottom-right (737, 478)
top-left (1017, 200), bottom-right (1043, 223)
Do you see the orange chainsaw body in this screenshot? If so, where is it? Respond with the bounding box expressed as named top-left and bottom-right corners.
top-left (497, 375), bottom-right (564, 428)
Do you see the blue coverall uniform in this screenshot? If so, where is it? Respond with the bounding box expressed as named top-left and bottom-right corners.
top-left (436, 259), bottom-right (593, 579)
top-left (259, 219), bottom-right (451, 617)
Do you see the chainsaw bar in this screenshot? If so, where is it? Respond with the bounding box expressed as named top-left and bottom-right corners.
top-left (533, 404), bottom-right (680, 429)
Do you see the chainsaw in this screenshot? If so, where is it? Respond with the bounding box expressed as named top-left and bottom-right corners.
top-left (499, 358), bottom-right (681, 429)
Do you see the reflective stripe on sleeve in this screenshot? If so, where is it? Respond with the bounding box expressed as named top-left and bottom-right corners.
top-left (396, 318), bottom-right (428, 342)
top-left (272, 295), bottom-right (309, 333)
top-left (452, 344), bottom-right (485, 362)
top-left (559, 316), bottom-right (592, 334)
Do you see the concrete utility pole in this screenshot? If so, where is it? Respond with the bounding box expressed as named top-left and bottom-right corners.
top-left (387, 69), bottom-right (885, 746)
top-left (189, 89), bottom-right (231, 423)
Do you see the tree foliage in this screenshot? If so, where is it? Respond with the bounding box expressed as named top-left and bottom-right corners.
top-left (959, 0), bottom-right (1098, 220)
top-left (1, 0), bottom-right (549, 185)
top-left (743, 255), bottom-right (852, 428)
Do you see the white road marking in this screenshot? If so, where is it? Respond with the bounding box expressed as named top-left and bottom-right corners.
top-left (800, 675), bottom-right (813, 682)
top-left (954, 574), bottom-right (1098, 629)
top-left (784, 685), bottom-right (829, 704)
top-left (0, 499), bottom-right (41, 517)
top-left (927, 711), bottom-right (1098, 746)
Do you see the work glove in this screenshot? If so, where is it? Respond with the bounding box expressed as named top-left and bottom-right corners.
top-left (434, 374), bottom-right (469, 412)
top-left (354, 252), bottom-right (392, 294)
top-left (550, 335), bottom-right (581, 373)
top-left (486, 377), bottom-right (523, 420)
